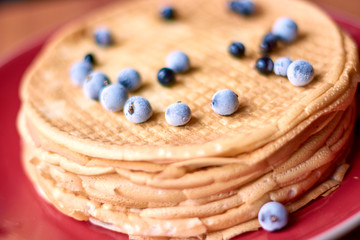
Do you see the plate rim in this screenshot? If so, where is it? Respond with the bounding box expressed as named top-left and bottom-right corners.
top-left (312, 211), bottom-right (360, 240)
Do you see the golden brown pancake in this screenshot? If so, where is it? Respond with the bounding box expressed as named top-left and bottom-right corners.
top-left (17, 0), bottom-right (359, 239)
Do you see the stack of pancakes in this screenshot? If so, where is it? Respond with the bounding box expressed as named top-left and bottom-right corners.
top-left (17, 0), bottom-right (359, 239)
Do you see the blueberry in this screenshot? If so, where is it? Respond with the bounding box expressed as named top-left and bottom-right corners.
top-left (82, 72), bottom-right (110, 100)
top-left (69, 61), bottom-right (92, 86)
top-left (229, 42), bottom-right (245, 58)
top-left (287, 60), bottom-right (314, 86)
top-left (160, 6), bottom-right (175, 19)
top-left (256, 56), bottom-right (274, 74)
top-left (166, 51), bottom-right (190, 73)
top-left (260, 33), bottom-right (278, 53)
top-left (157, 68), bottom-right (176, 87)
top-left (165, 102), bottom-right (191, 126)
top-left (84, 53), bottom-right (96, 66)
top-left (117, 68), bottom-right (142, 91)
top-left (100, 84), bottom-right (128, 112)
top-left (211, 89), bottom-right (239, 116)
top-left (124, 96), bottom-right (152, 123)
top-left (229, 0), bottom-right (255, 16)
top-left (274, 57), bottom-right (292, 76)
top-left (272, 17), bottom-right (298, 43)
top-left (258, 202), bottom-right (288, 232)
top-left (94, 28), bottom-right (112, 46)
top-left (259, 42), bottom-right (271, 55)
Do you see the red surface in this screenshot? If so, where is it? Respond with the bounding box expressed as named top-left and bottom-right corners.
top-left (0, 12), bottom-right (360, 240)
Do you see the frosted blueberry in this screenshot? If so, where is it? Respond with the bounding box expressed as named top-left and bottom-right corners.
top-left (124, 96), bottom-right (152, 123)
top-left (272, 17), bottom-right (298, 43)
top-left (274, 57), bottom-right (292, 76)
top-left (83, 72), bottom-right (110, 100)
top-left (94, 27), bottom-right (112, 46)
top-left (100, 84), bottom-right (128, 112)
top-left (165, 102), bottom-right (191, 126)
top-left (69, 61), bottom-right (92, 86)
top-left (258, 202), bottom-right (288, 232)
top-left (229, 0), bottom-right (255, 16)
top-left (211, 89), bottom-right (239, 116)
top-left (117, 68), bottom-right (142, 91)
top-left (166, 51), bottom-right (190, 73)
top-left (287, 60), bottom-right (314, 86)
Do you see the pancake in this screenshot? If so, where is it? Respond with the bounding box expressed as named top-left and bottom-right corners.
top-left (17, 0), bottom-right (359, 239)
top-left (20, 0), bottom-right (358, 161)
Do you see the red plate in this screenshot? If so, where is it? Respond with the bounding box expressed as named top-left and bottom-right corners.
top-left (0, 10), bottom-right (359, 240)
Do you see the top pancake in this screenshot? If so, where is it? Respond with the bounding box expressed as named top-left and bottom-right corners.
top-left (21, 0), bottom-right (358, 161)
